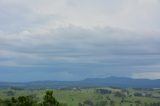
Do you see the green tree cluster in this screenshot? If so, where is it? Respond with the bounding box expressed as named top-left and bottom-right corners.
top-left (0, 90), bottom-right (67, 106)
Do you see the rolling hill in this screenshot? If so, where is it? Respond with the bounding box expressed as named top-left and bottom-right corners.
top-left (0, 77), bottom-right (160, 88)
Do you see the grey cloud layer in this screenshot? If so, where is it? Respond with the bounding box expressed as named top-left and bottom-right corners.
top-left (0, 27), bottom-right (160, 80)
top-left (0, 0), bottom-right (160, 80)
top-left (0, 27), bottom-right (160, 67)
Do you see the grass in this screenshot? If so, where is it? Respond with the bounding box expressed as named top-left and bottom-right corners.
top-left (0, 87), bottom-right (160, 106)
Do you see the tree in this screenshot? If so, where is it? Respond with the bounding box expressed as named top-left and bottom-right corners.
top-left (10, 96), bottom-right (33, 106)
top-left (42, 90), bottom-right (60, 106)
top-left (83, 100), bottom-right (94, 106)
top-left (110, 100), bottom-right (115, 106)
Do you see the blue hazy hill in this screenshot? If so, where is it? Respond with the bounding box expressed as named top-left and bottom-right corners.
top-left (0, 77), bottom-right (160, 88)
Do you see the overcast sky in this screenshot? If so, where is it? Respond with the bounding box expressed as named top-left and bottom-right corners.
top-left (0, 0), bottom-right (160, 82)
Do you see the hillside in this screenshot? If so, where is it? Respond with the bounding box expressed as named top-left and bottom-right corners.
top-left (0, 77), bottom-right (160, 89)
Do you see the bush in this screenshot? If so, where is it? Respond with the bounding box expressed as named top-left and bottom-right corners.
top-left (134, 92), bottom-right (143, 97)
top-left (96, 89), bottom-right (112, 94)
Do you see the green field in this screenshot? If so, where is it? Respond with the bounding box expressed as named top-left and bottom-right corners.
top-left (0, 87), bottom-right (160, 106)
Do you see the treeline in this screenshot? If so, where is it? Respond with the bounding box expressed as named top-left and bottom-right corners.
top-left (78, 89), bottom-right (160, 106)
top-left (78, 98), bottom-right (160, 106)
top-left (144, 102), bottom-right (160, 106)
top-left (0, 91), bottom-right (67, 106)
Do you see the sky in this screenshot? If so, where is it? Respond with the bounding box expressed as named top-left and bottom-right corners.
top-left (0, 0), bottom-right (160, 82)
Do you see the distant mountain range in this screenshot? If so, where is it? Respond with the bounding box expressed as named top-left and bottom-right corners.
top-left (0, 77), bottom-right (160, 89)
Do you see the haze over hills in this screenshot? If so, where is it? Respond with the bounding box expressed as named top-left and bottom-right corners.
top-left (0, 76), bottom-right (160, 89)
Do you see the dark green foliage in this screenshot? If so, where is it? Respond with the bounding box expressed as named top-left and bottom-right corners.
top-left (110, 100), bottom-right (115, 106)
top-left (0, 90), bottom-right (66, 106)
top-left (5, 91), bottom-right (15, 96)
top-left (78, 103), bottom-right (83, 106)
top-left (83, 100), bottom-right (94, 106)
top-left (96, 89), bottom-right (112, 94)
top-left (3, 99), bottom-right (12, 106)
top-left (96, 100), bottom-right (108, 106)
top-left (135, 100), bottom-right (141, 104)
top-left (145, 93), bottom-right (152, 97)
top-left (142, 102), bottom-right (160, 106)
top-left (134, 92), bottom-right (143, 97)
top-left (114, 91), bottom-right (126, 97)
top-left (9, 96), bottom-right (34, 106)
top-left (42, 90), bottom-right (60, 106)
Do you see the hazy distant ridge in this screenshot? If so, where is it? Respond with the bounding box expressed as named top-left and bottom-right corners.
top-left (0, 77), bottom-right (160, 88)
